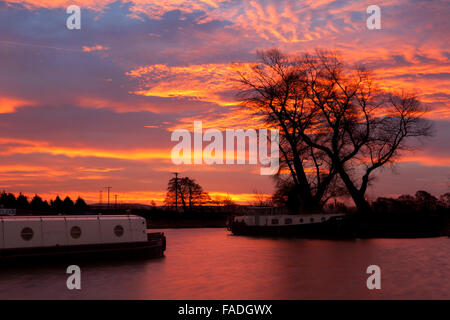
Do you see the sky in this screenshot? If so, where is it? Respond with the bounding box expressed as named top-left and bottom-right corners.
top-left (0, 0), bottom-right (449, 204)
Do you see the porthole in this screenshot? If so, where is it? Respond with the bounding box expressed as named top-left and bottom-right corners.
top-left (114, 225), bottom-right (124, 237)
top-left (21, 227), bottom-right (34, 241)
top-left (321, 217), bottom-right (326, 222)
top-left (300, 218), bottom-right (304, 223)
top-left (285, 218), bottom-right (292, 225)
top-left (70, 226), bottom-right (82, 239)
top-left (310, 218), bottom-right (314, 222)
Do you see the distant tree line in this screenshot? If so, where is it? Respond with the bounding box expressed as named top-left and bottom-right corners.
top-left (273, 188), bottom-right (450, 214)
top-left (0, 191), bottom-right (89, 213)
top-left (359, 190), bottom-right (450, 237)
top-left (372, 190), bottom-right (450, 215)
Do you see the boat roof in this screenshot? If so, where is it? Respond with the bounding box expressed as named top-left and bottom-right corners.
top-left (237, 213), bottom-right (346, 217)
top-left (0, 214), bottom-right (143, 221)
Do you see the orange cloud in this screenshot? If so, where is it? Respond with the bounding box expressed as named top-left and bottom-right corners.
top-left (82, 45), bottom-right (109, 52)
top-left (208, 191), bottom-right (272, 205)
top-left (4, 0), bottom-right (442, 48)
top-left (5, 0), bottom-right (362, 43)
top-left (397, 155), bottom-right (450, 167)
top-left (0, 137), bottom-right (171, 161)
top-left (0, 96), bottom-right (35, 113)
top-left (167, 107), bottom-right (264, 131)
top-left (78, 167), bottom-right (123, 173)
top-left (5, 0), bottom-right (111, 11)
top-left (0, 165), bottom-right (69, 178)
top-left (5, 0), bottom-right (227, 18)
top-left (127, 63), bottom-right (241, 106)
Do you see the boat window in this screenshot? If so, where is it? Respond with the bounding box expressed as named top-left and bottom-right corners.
top-left (310, 218), bottom-right (314, 222)
top-left (300, 218), bottom-right (304, 223)
top-left (70, 226), bottom-right (82, 239)
top-left (285, 218), bottom-right (292, 225)
top-left (114, 225), bottom-right (124, 237)
top-left (271, 219), bottom-right (279, 225)
top-left (21, 227), bottom-right (34, 241)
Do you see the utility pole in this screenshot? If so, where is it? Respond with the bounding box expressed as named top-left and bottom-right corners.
top-left (105, 186), bottom-right (112, 208)
top-left (114, 194), bottom-right (118, 210)
top-left (99, 190), bottom-right (103, 206)
top-left (172, 172), bottom-right (179, 211)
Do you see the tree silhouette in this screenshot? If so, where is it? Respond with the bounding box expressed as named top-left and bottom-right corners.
top-left (439, 193), bottom-right (450, 208)
top-left (373, 190), bottom-right (449, 215)
top-left (51, 196), bottom-right (63, 212)
top-left (63, 196), bottom-right (74, 212)
top-left (164, 176), bottom-right (210, 212)
top-left (16, 193), bottom-right (29, 209)
top-left (0, 192), bottom-right (16, 208)
top-left (221, 195), bottom-right (235, 207)
top-left (0, 192), bottom-right (87, 213)
top-left (415, 190), bottom-right (438, 211)
top-left (74, 197), bottom-right (88, 211)
top-left (251, 189), bottom-right (273, 207)
top-left (236, 49), bottom-right (344, 211)
top-left (30, 195), bottom-right (44, 211)
top-left (236, 49), bottom-right (432, 214)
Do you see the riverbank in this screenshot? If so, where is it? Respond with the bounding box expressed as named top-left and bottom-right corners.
top-left (140, 208), bottom-right (229, 229)
top-left (350, 212), bottom-right (450, 238)
top-left (147, 219), bottom-right (226, 228)
top-left (145, 212), bottom-right (450, 238)
top-left (7, 207), bottom-right (449, 237)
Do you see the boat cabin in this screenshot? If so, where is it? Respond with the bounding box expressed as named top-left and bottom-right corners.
top-left (233, 213), bottom-right (346, 227)
top-left (0, 215), bottom-right (147, 250)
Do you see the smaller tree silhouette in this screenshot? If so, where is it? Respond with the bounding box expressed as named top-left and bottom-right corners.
top-left (74, 197), bottom-right (89, 211)
top-left (164, 176), bottom-right (210, 212)
top-left (30, 195), bottom-right (44, 211)
top-left (439, 193), bottom-right (450, 208)
top-left (415, 190), bottom-right (438, 211)
top-left (63, 196), bottom-right (74, 212)
top-left (16, 193), bottom-right (29, 209)
top-left (0, 191), bottom-right (16, 208)
top-left (51, 196), bottom-right (63, 212)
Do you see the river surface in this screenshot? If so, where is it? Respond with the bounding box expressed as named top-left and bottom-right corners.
top-left (0, 228), bottom-right (449, 299)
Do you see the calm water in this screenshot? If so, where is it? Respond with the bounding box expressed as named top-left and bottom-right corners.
top-left (0, 228), bottom-right (449, 299)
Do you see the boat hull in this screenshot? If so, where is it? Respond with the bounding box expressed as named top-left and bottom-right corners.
top-left (0, 233), bottom-right (166, 262)
top-left (229, 217), bottom-right (355, 238)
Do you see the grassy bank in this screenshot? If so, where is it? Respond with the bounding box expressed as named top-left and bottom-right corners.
top-left (139, 209), bottom-right (229, 229)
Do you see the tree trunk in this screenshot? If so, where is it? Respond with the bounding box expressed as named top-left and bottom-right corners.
top-left (290, 146), bottom-right (319, 211)
top-left (334, 161), bottom-right (372, 214)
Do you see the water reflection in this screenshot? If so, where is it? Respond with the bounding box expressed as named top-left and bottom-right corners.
top-left (0, 229), bottom-right (449, 299)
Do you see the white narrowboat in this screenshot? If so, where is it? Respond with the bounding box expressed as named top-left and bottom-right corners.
top-left (0, 215), bottom-right (165, 260)
top-left (228, 213), bottom-right (354, 238)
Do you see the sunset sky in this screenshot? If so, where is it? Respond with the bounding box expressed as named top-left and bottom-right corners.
top-left (0, 0), bottom-right (448, 204)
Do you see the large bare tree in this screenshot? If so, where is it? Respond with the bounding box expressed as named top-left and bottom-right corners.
top-left (236, 49), bottom-right (433, 214)
top-left (236, 49), bottom-right (340, 211)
